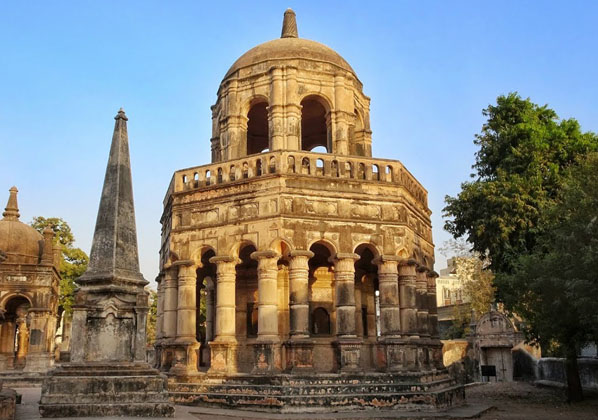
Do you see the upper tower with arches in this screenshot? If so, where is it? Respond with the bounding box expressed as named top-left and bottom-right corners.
top-left (210, 9), bottom-right (372, 162)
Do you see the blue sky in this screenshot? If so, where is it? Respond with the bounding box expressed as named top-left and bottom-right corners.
top-left (1, 1), bottom-right (597, 284)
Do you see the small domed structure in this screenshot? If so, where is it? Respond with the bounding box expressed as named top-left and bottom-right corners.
top-left (0, 186), bottom-right (61, 373)
top-left (0, 187), bottom-right (44, 265)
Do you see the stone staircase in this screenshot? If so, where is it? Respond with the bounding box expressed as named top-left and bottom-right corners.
top-left (168, 371), bottom-right (465, 413)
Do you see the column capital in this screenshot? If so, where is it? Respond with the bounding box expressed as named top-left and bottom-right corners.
top-left (328, 252), bottom-right (360, 264)
top-left (372, 255), bottom-right (401, 265)
top-left (416, 265), bottom-right (430, 273)
top-left (426, 270), bottom-right (439, 278)
top-left (250, 250), bottom-right (279, 261)
top-left (399, 258), bottom-right (418, 267)
top-left (172, 259), bottom-right (195, 267)
top-left (209, 255), bottom-right (238, 264)
top-left (289, 250), bottom-right (314, 259)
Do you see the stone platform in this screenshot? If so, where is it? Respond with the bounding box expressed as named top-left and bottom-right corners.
top-left (169, 371), bottom-right (464, 414)
top-left (39, 363), bottom-right (174, 417)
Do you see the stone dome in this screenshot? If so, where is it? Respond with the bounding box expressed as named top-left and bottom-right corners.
top-left (0, 187), bottom-right (43, 265)
top-left (223, 9), bottom-right (355, 80)
top-left (224, 37), bottom-right (355, 80)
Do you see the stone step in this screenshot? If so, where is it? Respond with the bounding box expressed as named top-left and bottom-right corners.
top-left (43, 375), bottom-right (168, 395)
top-left (170, 385), bottom-right (465, 413)
top-left (169, 377), bottom-right (455, 396)
top-left (40, 391), bottom-right (171, 405)
top-left (38, 402), bottom-right (175, 418)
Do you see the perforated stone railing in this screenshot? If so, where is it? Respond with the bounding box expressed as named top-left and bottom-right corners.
top-left (166, 151), bottom-right (428, 207)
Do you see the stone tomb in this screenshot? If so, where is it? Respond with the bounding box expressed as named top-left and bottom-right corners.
top-left (155, 9), bottom-right (464, 413)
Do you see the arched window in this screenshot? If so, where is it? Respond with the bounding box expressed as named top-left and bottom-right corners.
top-left (269, 157), bottom-right (276, 174)
top-left (217, 167), bottom-right (223, 183)
top-left (247, 101), bottom-right (269, 155)
top-left (385, 165), bottom-right (393, 182)
top-left (242, 162), bottom-right (249, 179)
top-left (205, 170), bottom-right (211, 186)
top-left (301, 97), bottom-right (328, 152)
top-left (358, 163), bottom-right (366, 180)
top-left (331, 160), bottom-right (339, 177)
top-left (287, 156), bottom-right (296, 173)
top-left (316, 158), bottom-right (324, 175)
top-left (311, 307), bottom-right (330, 335)
top-left (256, 159), bottom-right (263, 176)
top-left (372, 164), bottom-right (380, 180)
top-left (301, 157), bottom-right (310, 175)
top-left (230, 165), bottom-right (236, 181)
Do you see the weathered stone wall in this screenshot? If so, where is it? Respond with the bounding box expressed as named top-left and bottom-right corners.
top-left (537, 357), bottom-right (598, 389)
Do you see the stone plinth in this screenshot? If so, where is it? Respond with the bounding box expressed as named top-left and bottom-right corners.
top-left (284, 339), bottom-right (314, 372)
top-left (39, 363), bottom-right (174, 417)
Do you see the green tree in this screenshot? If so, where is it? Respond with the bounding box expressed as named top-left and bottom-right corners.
top-left (444, 93), bottom-right (598, 274)
top-left (444, 93), bottom-right (598, 401)
top-left (146, 289), bottom-right (158, 346)
top-left (30, 217), bottom-right (89, 315)
top-left (498, 154), bottom-right (598, 402)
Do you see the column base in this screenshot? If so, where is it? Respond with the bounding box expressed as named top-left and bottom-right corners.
top-left (208, 341), bottom-right (238, 374)
top-left (334, 338), bottom-right (362, 372)
top-left (284, 339), bottom-right (314, 372)
top-left (252, 341), bottom-right (281, 374)
top-left (169, 342), bottom-right (200, 376)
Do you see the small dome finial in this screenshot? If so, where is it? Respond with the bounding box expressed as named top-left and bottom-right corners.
top-left (281, 8), bottom-right (298, 38)
top-left (2, 186), bottom-right (20, 221)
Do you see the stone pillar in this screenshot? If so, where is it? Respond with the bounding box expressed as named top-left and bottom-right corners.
top-left (427, 270), bottom-right (443, 369)
top-left (162, 268), bottom-right (178, 342)
top-left (333, 74), bottom-right (350, 155)
top-left (155, 276), bottom-right (165, 342)
top-left (373, 256), bottom-right (404, 371)
top-left (251, 250), bottom-right (281, 372)
top-left (331, 253), bottom-right (361, 371)
top-left (208, 256), bottom-right (238, 373)
top-left (285, 66), bottom-right (301, 150)
top-left (416, 266), bottom-right (430, 337)
top-left (285, 250), bottom-right (314, 371)
top-left (269, 66), bottom-right (284, 151)
top-left (171, 261), bottom-right (199, 374)
top-left (398, 259), bottom-right (418, 369)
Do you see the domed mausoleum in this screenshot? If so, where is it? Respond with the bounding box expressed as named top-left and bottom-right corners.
top-left (0, 187), bottom-right (61, 374)
top-left (156, 10), bottom-right (463, 412)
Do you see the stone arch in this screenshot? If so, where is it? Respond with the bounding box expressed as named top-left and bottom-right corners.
top-left (190, 245), bottom-right (217, 268)
top-left (396, 247), bottom-right (410, 259)
top-left (196, 248), bottom-right (216, 367)
top-left (306, 238), bottom-right (337, 257)
top-left (307, 240), bottom-right (335, 341)
top-left (229, 240), bottom-right (258, 260)
top-left (301, 94), bottom-right (331, 152)
top-left (354, 243), bottom-right (380, 338)
top-left (0, 293), bottom-right (32, 311)
top-left (268, 238), bottom-right (294, 257)
top-left (235, 242), bottom-right (258, 346)
top-left (0, 294), bottom-right (32, 369)
top-left (246, 96), bottom-right (270, 155)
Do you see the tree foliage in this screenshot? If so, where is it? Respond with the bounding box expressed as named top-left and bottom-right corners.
top-left (146, 289), bottom-right (158, 346)
top-left (443, 93), bottom-right (598, 401)
top-left (444, 93), bottom-right (598, 274)
top-left (30, 217), bottom-right (89, 315)
top-left (497, 154), bottom-right (598, 400)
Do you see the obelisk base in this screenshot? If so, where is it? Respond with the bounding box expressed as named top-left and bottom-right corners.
top-left (39, 362), bottom-right (174, 417)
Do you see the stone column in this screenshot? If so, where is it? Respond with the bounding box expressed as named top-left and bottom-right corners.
top-left (251, 250), bottom-right (281, 372)
top-left (285, 250), bottom-right (314, 371)
top-left (398, 259), bottom-right (418, 369)
top-left (427, 270), bottom-right (443, 369)
top-left (269, 66), bottom-right (284, 151)
top-left (171, 261), bottom-right (199, 374)
top-left (416, 266), bottom-right (430, 337)
top-left (333, 74), bottom-right (350, 155)
top-left (155, 276), bottom-right (165, 342)
top-left (285, 66), bottom-right (301, 150)
top-left (373, 255), bottom-right (404, 371)
top-left (331, 253), bottom-right (361, 371)
top-left (162, 268), bottom-right (178, 342)
top-left (208, 256), bottom-right (238, 373)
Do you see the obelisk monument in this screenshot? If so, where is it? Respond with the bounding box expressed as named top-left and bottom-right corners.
top-left (39, 109), bottom-right (174, 417)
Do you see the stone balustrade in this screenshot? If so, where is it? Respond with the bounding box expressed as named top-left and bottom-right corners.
top-left (167, 151), bottom-right (428, 207)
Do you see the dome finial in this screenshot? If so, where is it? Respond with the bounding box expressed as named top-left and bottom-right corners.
top-left (281, 8), bottom-right (298, 38)
top-left (2, 186), bottom-right (20, 221)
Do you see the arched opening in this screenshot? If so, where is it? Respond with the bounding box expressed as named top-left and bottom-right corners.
top-left (217, 167), bottom-right (223, 183)
top-left (247, 101), bottom-right (269, 155)
top-left (316, 158), bottom-right (324, 175)
top-left (269, 157), bottom-right (276, 174)
top-left (235, 244), bottom-right (258, 343)
top-left (196, 249), bottom-right (216, 368)
top-left (0, 296), bottom-right (31, 370)
top-left (230, 165), bottom-right (236, 181)
top-left (372, 164), bottom-right (380, 180)
top-left (301, 97), bottom-right (329, 152)
top-left (308, 242), bottom-right (334, 339)
top-left (301, 157), bottom-right (310, 175)
top-left (354, 244), bottom-right (380, 338)
top-left (331, 160), bottom-right (339, 177)
top-left (311, 307), bottom-right (330, 335)
top-left (287, 156), bottom-right (296, 173)
top-left (256, 159), bottom-right (263, 176)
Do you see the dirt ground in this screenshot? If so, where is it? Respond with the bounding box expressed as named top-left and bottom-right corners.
top-left (468, 381), bottom-right (598, 419)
